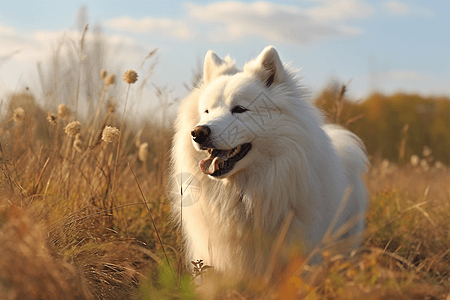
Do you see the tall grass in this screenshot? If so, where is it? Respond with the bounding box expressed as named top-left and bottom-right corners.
top-left (0, 26), bottom-right (177, 299)
top-left (0, 29), bottom-right (449, 299)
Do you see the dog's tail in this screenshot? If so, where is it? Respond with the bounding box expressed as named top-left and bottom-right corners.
top-left (323, 124), bottom-right (368, 176)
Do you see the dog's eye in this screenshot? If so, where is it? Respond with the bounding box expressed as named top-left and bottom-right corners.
top-left (231, 105), bottom-right (248, 114)
top-left (205, 110), bottom-right (209, 114)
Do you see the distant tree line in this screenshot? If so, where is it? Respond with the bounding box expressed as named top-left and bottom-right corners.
top-left (314, 86), bottom-right (450, 165)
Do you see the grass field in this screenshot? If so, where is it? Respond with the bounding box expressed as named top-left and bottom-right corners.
top-left (0, 33), bottom-right (449, 300)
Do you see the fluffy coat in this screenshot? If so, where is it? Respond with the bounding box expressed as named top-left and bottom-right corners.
top-left (170, 46), bottom-right (368, 275)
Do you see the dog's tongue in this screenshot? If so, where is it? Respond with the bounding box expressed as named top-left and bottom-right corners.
top-left (200, 156), bottom-right (222, 175)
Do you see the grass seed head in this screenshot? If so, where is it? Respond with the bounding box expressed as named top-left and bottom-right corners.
top-left (102, 126), bottom-right (120, 143)
top-left (64, 121), bottom-right (81, 137)
top-left (123, 69), bottom-right (138, 84)
top-left (138, 142), bottom-right (148, 162)
top-left (100, 69), bottom-right (107, 80)
top-left (104, 74), bottom-right (116, 87)
top-left (47, 113), bottom-right (57, 125)
top-left (107, 102), bottom-right (116, 113)
top-left (73, 135), bottom-right (83, 152)
top-left (420, 159), bottom-right (429, 171)
top-left (422, 146), bottom-right (432, 157)
top-left (13, 107), bottom-right (25, 123)
top-left (410, 155), bottom-right (420, 167)
top-left (434, 161), bottom-right (444, 169)
top-left (58, 104), bottom-right (70, 120)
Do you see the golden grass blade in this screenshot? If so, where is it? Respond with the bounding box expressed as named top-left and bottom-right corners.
top-left (33, 157), bottom-right (50, 194)
top-left (322, 186), bottom-right (353, 242)
top-left (263, 210), bottom-right (294, 284)
top-left (126, 159), bottom-right (175, 280)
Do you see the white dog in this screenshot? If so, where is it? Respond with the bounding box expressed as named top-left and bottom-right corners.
top-left (170, 46), bottom-right (368, 276)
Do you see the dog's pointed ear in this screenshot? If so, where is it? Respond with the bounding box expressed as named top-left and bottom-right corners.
top-left (248, 46), bottom-right (285, 88)
top-left (203, 50), bottom-right (224, 85)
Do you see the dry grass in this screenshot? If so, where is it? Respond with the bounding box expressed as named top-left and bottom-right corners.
top-left (1, 30), bottom-right (449, 299)
top-left (2, 91), bottom-right (449, 300)
top-left (0, 65), bottom-right (176, 299)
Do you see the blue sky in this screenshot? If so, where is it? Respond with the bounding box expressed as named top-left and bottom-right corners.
top-left (0, 0), bottom-right (449, 104)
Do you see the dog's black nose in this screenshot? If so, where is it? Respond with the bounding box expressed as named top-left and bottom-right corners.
top-left (191, 125), bottom-right (210, 145)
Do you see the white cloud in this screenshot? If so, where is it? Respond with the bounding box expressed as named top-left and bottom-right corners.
top-left (308, 0), bottom-right (374, 22)
top-left (186, 1), bottom-right (374, 44)
top-left (106, 16), bottom-right (193, 40)
top-left (0, 23), bottom-right (16, 35)
top-left (103, 1), bottom-right (373, 44)
top-left (383, 1), bottom-right (433, 16)
top-left (0, 24), bottom-right (160, 113)
top-left (0, 26), bottom-right (150, 66)
top-left (0, 34), bottom-right (45, 64)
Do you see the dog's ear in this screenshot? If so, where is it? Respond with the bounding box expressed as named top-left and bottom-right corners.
top-left (246, 46), bottom-right (285, 88)
top-left (203, 50), bottom-right (224, 85)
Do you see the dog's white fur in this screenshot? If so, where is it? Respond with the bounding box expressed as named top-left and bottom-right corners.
top-left (170, 46), bottom-right (368, 275)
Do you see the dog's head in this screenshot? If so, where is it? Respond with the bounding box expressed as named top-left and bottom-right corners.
top-left (192, 46), bottom-right (289, 179)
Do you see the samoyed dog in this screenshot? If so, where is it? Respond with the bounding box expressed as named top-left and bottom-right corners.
top-left (170, 46), bottom-right (368, 276)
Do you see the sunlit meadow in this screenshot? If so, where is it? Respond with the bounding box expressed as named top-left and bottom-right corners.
top-left (0, 25), bottom-right (449, 300)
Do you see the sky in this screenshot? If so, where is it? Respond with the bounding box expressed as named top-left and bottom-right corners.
top-left (0, 0), bottom-right (449, 108)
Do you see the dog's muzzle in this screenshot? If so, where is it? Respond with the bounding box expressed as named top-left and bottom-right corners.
top-left (191, 125), bottom-right (211, 147)
top-left (191, 125), bottom-right (252, 177)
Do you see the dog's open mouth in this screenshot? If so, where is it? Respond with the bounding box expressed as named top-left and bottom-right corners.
top-left (199, 143), bottom-right (252, 177)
